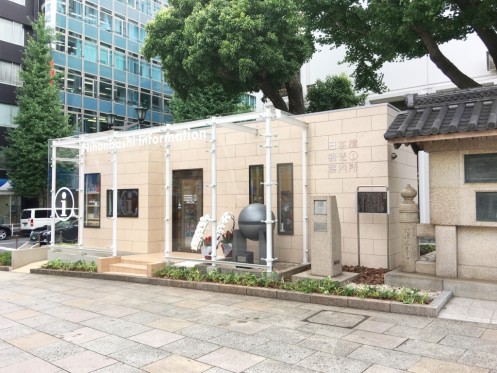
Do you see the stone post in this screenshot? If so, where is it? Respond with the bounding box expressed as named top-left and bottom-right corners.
top-left (399, 184), bottom-right (419, 272)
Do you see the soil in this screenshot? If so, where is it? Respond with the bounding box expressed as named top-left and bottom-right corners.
top-left (342, 265), bottom-right (388, 285)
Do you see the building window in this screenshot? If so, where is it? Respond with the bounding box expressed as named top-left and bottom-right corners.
top-left (114, 15), bottom-right (126, 37)
top-left (55, 27), bottom-right (66, 52)
top-left (128, 21), bottom-right (140, 42)
top-left (152, 0), bottom-right (162, 15)
top-left (68, 0), bottom-right (83, 20)
top-left (83, 110), bottom-right (97, 133)
top-left (84, 38), bottom-right (98, 63)
top-left (0, 18), bottom-right (24, 46)
top-left (140, 0), bottom-right (151, 15)
top-left (164, 96), bottom-right (171, 113)
top-left (128, 54), bottom-right (140, 75)
top-left (106, 189), bottom-right (139, 217)
top-left (99, 78), bottom-right (112, 101)
top-left (100, 9), bottom-right (112, 32)
top-left (152, 94), bottom-right (161, 111)
top-left (240, 93), bottom-right (256, 110)
top-left (100, 43), bottom-right (112, 66)
top-left (476, 192), bottom-right (497, 222)
top-left (84, 74), bottom-right (96, 97)
top-left (68, 32), bottom-right (82, 57)
top-left (56, 0), bottom-right (66, 13)
top-left (249, 165), bottom-right (264, 204)
top-left (152, 63), bottom-right (162, 81)
top-left (465, 153), bottom-right (497, 183)
top-left (84, 2), bottom-right (98, 26)
top-left (114, 48), bottom-right (126, 70)
top-left (140, 89), bottom-right (150, 108)
top-left (67, 108), bottom-right (81, 133)
top-left (0, 61), bottom-right (21, 86)
top-left (114, 82), bottom-right (126, 103)
top-left (140, 59), bottom-right (150, 78)
top-left (67, 69), bottom-right (82, 93)
top-left (128, 85), bottom-right (139, 105)
top-left (84, 173), bottom-right (100, 228)
top-left (277, 163), bottom-right (293, 235)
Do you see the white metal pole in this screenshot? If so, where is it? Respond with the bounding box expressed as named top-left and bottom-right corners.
top-left (78, 139), bottom-right (85, 249)
top-left (302, 124), bottom-right (309, 264)
top-left (211, 119), bottom-right (217, 262)
top-left (50, 141), bottom-right (57, 246)
top-left (112, 147), bottom-right (118, 257)
top-left (265, 108), bottom-right (274, 272)
top-left (164, 125), bottom-right (171, 261)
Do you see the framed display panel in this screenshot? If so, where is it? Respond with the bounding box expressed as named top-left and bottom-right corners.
top-left (106, 189), bottom-right (139, 217)
top-left (465, 153), bottom-right (497, 183)
top-left (84, 173), bottom-right (100, 228)
top-left (277, 163), bottom-right (294, 235)
top-left (249, 165), bottom-right (264, 204)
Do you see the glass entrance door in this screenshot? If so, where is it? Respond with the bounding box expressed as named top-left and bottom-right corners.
top-left (172, 169), bottom-right (203, 251)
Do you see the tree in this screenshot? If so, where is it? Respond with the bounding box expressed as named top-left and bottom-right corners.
top-left (301, 0), bottom-right (496, 93)
top-left (142, 0), bottom-right (314, 114)
top-left (171, 84), bottom-right (252, 122)
top-left (4, 16), bottom-right (71, 204)
top-left (306, 74), bottom-right (366, 113)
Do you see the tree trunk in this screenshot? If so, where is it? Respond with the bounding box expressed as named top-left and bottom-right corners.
top-left (412, 25), bottom-right (481, 89)
top-left (474, 27), bottom-right (497, 67)
top-left (455, 0), bottom-right (497, 65)
top-left (258, 75), bottom-right (289, 113)
top-left (285, 73), bottom-right (305, 114)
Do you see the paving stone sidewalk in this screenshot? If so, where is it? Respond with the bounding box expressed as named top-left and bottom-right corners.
top-left (0, 271), bottom-right (497, 372)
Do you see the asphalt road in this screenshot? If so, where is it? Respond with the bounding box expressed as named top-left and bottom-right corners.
top-left (0, 235), bottom-right (32, 250)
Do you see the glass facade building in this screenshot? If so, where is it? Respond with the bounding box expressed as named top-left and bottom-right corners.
top-left (43, 0), bottom-right (173, 133)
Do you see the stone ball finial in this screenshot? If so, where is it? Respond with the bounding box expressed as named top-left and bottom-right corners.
top-left (401, 184), bottom-right (417, 204)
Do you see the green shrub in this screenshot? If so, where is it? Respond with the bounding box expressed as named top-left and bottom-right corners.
top-left (0, 251), bottom-right (11, 266)
top-left (153, 265), bottom-right (432, 304)
top-left (42, 259), bottom-right (97, 272)
top-left (420, 243), bottom-right (436, 256)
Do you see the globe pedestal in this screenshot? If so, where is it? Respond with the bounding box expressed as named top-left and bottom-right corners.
top-left (233, 204), bottom-right (275, 264)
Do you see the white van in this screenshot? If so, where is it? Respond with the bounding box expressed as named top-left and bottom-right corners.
top-left (20, 208), bottom-right (77, 235)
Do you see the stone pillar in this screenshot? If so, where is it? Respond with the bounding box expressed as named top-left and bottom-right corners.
top-left (399, 184), bottom-right (419, 272)
top-left (310, 196), bottom-right (342, 277)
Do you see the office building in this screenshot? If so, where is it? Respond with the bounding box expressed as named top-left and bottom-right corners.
top-left (0, 0), bottom-right (38, 222)
top-left (43, 0), bottom-right (173, 132)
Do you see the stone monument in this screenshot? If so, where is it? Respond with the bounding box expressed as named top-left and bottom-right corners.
top-left (310, 196), bottom-right (342, 276)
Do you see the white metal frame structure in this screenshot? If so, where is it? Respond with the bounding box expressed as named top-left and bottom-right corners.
top-left (50, 109), bottom-right (308, 272)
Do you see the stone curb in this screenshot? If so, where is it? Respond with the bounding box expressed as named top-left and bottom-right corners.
top-left (29, 269), bottom-right (452, 317)
top-left (0, 266), bottom-right (11, 272)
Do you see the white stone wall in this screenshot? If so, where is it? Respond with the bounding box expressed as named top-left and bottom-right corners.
top-left (82, 104), bottom-right (418, 267)
top-left (425, 138), bottom-right (497, 281)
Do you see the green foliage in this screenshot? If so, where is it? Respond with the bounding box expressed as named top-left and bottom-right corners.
top-left (301, 0), bottom-right (492, 92)
top-left (0, 252), bottom-right (12, 266)
top-left (420, 243), bottom-right (436, 256)
top-left (171, 84), bottom-right (252, 122)
top-left (306, 74), bottom-right (366, 113)
top-left (143, 0), bottom-right (314, 114)
top-left (42, 259), bottom-right (97, 272)
top-left (4, 16), bottom-right (71, 202)
top-left (154, 265), bottom-right (432, 304)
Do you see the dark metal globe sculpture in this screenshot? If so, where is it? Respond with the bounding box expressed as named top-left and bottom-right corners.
top-left (238, 203), bottom-right (275, 241)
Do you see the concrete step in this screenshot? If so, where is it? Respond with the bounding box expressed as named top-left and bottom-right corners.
top-left (108, 262), bottom-right (147, 276)
top-left (416, 260), bottom-right (436, 275)
top-left (384, 269), bottom-right (443, 291)
top-left (103, 271), bottom-right (147, 278)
